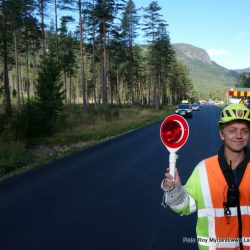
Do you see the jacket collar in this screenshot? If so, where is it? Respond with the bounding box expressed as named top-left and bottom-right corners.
top-left (218, 145), bottom-right (250, 186)
top-left (218, 145), bottom-right (250, 172)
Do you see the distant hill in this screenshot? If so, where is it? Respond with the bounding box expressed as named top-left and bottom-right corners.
top-left (172, 43), bottom-right (240, 98)
top-left (235, 68), bottom-right (250, 74)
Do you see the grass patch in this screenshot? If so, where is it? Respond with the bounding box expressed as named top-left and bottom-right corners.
top-left (0, 141), bottom-right (31, 176)
top-left (45, 105), bottom-right (173, 145)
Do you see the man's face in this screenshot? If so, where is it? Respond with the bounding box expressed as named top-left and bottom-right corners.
top-left (220, 121), bottom-right (250, 153)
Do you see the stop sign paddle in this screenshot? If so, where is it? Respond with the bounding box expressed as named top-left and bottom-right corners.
top-left (160, 114), bottom-right (189, 178)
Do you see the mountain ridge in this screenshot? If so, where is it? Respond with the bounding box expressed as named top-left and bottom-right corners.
top-left (172, 43), bottom-right (244, 99)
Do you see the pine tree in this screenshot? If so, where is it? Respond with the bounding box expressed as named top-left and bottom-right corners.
top-left (94, 0), bottom-right (121, 106)
top-left (152, 22), bottom-right (174, 105)
top-left (120, 0), bottom-right (140, 104)
top-left (58, 16), bottom-right (77, 104)
top-left (143, 0), bottom-right (166, 109)
top-left (60, 0), bottom-right (87, 106)
top-left (35, 52), bottom-right (65, 134)
top-left (37, 0), bottom-right (53, 57)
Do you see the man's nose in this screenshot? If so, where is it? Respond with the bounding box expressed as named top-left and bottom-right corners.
top-left (236, 130), bottom-right (243, 138)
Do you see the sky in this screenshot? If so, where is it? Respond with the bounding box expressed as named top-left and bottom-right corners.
top-left (135, 0), bottom-right (250, 70)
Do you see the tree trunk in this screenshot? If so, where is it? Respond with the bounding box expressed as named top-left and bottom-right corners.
top-left (64, 72), bottom-right (67, 103)
top-left (25, 25), bottom-right (30, 101)
top-left (85, 67), bottom-right (88, 104)
top-left (2, 0), bottom-right (11, 114)
top-left (40, 0), bottom-right (46, 57)
top-left (69, 74), bottom-right (72, 104)
top-left (155, 75), bottom-right (160, 110)
top-left (92, 0), bottom-right (97, 106)
top-left (73, 81), bottom-right (76, 104)
top-left (32, 40), bottom-right (37, 98)
top-left (100, 0), bottom-right (108, 107)
top-left (128, 42), bottom-right (134, 104)
top-left (54, 0), bottom-right (59, 61)
top-left (20, 65), bottom-right (25, 105)
top-left (14, 28), bottom-right (21, 108)
top-left (78, 0), bottom-right (86, 106)
top-left (115, 68), bottom-right (119, 105)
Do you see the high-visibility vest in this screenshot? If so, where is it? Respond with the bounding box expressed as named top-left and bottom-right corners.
top-left (172, 155), bottom-right (250, 249)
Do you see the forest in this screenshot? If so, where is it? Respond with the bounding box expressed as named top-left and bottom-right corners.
top-left (0, 0), bottom-right (197, 107)
top-left (0, 0), bottom-right (198, 141)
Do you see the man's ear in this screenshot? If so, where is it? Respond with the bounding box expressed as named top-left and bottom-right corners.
top-left (219, 129), bottom-right (224, 140)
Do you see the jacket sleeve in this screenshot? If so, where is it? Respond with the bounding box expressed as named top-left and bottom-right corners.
top-left (161, 166), bottom-right (199, 215)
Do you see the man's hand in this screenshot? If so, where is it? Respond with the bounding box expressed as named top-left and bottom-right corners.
top-left (163, 168), bottom-right (180, 190)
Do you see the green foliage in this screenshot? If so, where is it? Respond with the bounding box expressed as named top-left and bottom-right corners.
top-left (58, 33), bottom-right (78, 78)
top-left (0, 141), bottom-right (30, 176)
top-left (35, 54), bottom-right (65, 134)
top-left (0, 112), bottom-right (14, 140)
top-left (121, 0), bottom-right (140, 43)
top-left (12, 101), bottom-right (58, 140)
top-left (237, 73), bottom-right (250, 88)
top-left (143, 1), bottom-right (163, 43)
top-left (168, 60), bottom-right (194, 104)
top-left (10, 54), bottom-right (65, 141)
top-left (36, 54), bottom-right (64, 107)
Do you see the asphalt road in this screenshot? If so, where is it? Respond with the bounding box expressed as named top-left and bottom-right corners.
top-left (0, 104), bottom-right (222, 250)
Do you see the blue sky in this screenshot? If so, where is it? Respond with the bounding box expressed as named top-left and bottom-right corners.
top-left (135, 0), bottom-right (250, 70)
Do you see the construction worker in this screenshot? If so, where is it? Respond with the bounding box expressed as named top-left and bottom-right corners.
top-left (161, 104), bottom-right (250, 250)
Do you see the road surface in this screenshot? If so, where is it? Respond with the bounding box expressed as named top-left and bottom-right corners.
top-left (0, 104), bottom-right (222, 250)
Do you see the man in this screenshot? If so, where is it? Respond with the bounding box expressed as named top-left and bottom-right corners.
top-left (161, 104), bottom-right (250, 250)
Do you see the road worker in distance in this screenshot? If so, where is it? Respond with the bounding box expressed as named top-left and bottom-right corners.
top-left (161, 103), bottom-right (250, 250)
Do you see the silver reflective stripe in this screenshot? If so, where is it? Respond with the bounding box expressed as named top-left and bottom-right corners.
top-left (198, 160), bottom-right (216, 250)
top-left (243, 238), bottom-right (250, 246)
top-left (170, 194), bottom-right (188, 210)
top-left (198, 206), bottom-right (250, 218)
top-left (198, 207), bottom-right (235, 217)
top-left (217, 241), bottom-right (239, 248)
top-left (170, 193), bottom-right (196, 212)
top-left (189, 194), bottom-right (197, 213)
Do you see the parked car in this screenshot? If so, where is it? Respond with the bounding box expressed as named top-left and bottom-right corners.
top-left (175, 103), bottom-right (193, 117)
top-left (192, 103), bottom-right (200, 111)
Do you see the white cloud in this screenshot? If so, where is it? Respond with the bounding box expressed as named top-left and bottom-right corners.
top-left (207, 49), bottom-right (230, 56)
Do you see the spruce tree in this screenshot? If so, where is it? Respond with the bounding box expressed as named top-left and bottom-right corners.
top-left (35, 52), bottom-right (65, 135)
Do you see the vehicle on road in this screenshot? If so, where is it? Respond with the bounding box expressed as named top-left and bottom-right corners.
top-left (175, 103), bottom-right (193, 117)
top-left (191, 103), bottom-right (200, 111)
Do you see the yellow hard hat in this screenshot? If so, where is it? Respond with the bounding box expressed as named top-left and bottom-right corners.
top-left (218, 104), bottom-right (250, 128)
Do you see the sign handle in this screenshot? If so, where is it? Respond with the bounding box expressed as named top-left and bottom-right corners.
top-left (169, 152), bottom-right (178, 179)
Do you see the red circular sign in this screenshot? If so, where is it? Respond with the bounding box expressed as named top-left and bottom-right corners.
top-left (160, 114), bottom-right (189, 149)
